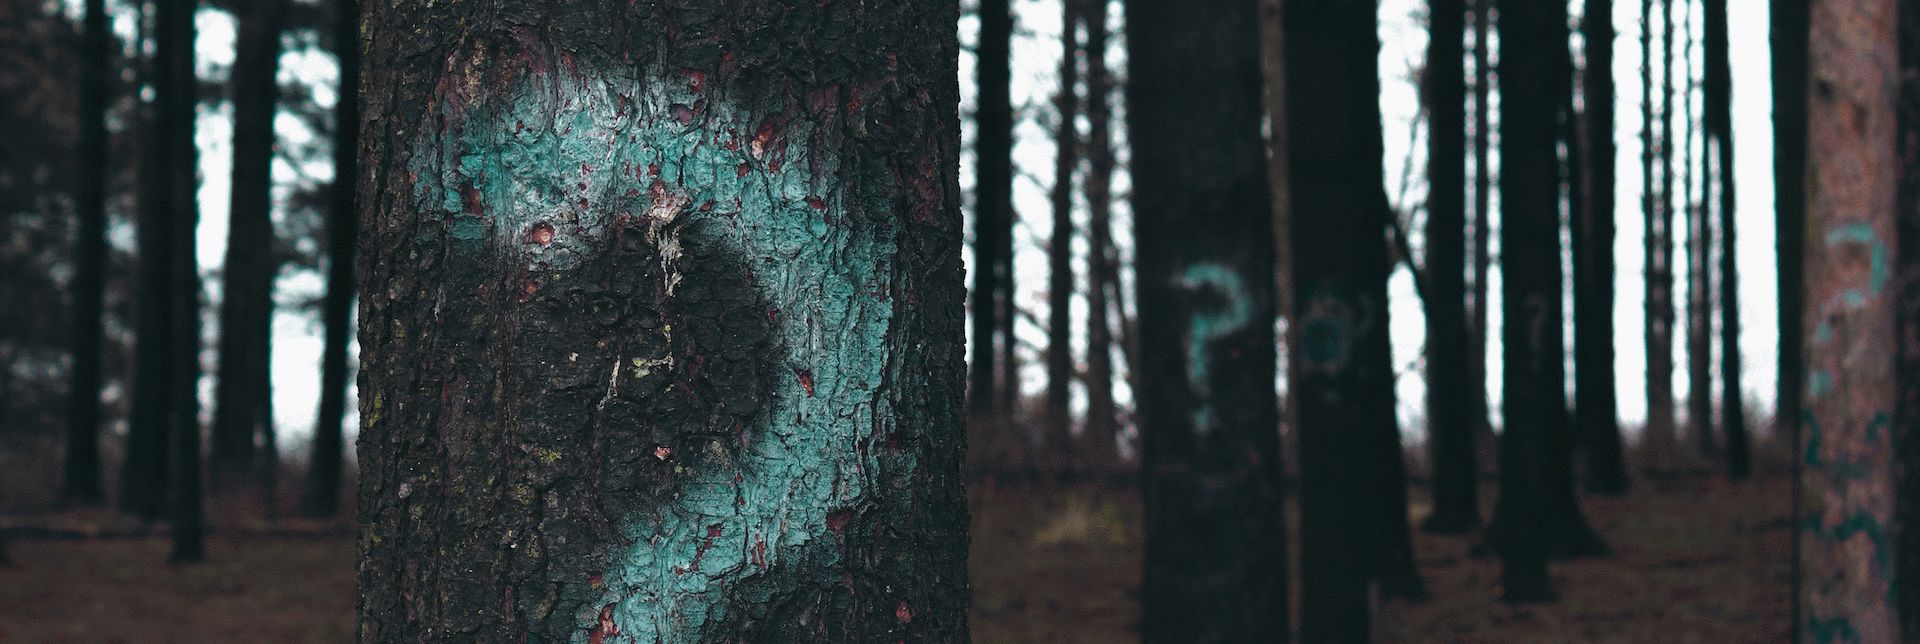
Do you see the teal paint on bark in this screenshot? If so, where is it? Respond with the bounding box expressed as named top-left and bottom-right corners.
top-left (1173, 263), bottom-right (1252, 434)
top-left (409, 64), bottom-right (896, 642)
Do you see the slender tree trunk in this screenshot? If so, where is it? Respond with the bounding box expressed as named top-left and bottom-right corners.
top-left (1798, 0), bottom-right (1906, 638)
top-left (1896, 0), bottom-right (1920, 636)
top-left (303, 0), bottom-right (358, 520)
top-left (1645, 0), bottom-right (1680, 469)
top-left (1469, 0), bottom-right (1496, 471)
top-left (1770, 0), bottom-right (1809, 632)
top-left (159, 0), bottom-right (203, 563)
top-left (353, 1), bottom-right (968, 639)
top-left (212, 0), bottom-right (288, 494)
top-left (1045, 0), bottom-right (1081, 469)
top-left (1133, 0), bottom-right (1285, 638)
top-left (62, 0), bottom-right (111, 507)
top-left (1704, 0), bottom-right (1748, 479)
top-left (1578, 0), bottom-right (1629, 496)
top-left (123, 0), bottom-right (174, 521)
top-left (1683, 0), bottom-right (1716, 459)
top-left (971, 0), bottom-right (1011, 420)
top-left (1423, 0), bottom-right (1481, 534)
top-left (1082, 0), bottom-right (1119, 471)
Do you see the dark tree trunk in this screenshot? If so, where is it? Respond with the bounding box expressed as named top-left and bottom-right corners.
top-left (302, 0), bottom-right (359, 520)
top-left (1577, 0), bottom-right (1629, 496)
top-left (1771, 0), bottom-right (1808, 632)
top-left (123, 0), bottom-right (175, 521)
top-left (1489, 0), bottom-right (1607, 602)
top-left (1645, 0), bottom-right (1679, 467)
top-left (1044, 0), bottom-right (1080, 466)
top-left (62, 0), bottom-right (111, 507)
top-left (1704, 0), bottom-right (1749, 479)
top-left (211, 0), bottom-right (289, 494)
top-left (1082, 0), bottom-right (1119, 471)
top-left (1285, 0), bottom-right (1416, 636)
top-left (352, 1), bottom-right (969, 639)
top-left (159, 0), bottom-right (203, 563)
top-left (1422, 0), bottom-right (1481, 534)
top-left (1470, 0), bottom-right (1495, 471)
top-left (1131, 0), bottom-right (1285, 638)
top-left (1684, 2), bottom-right (1714, 458)
top-left (970, 0), bottom-right (1011, 419)
top-left (1897, 0), bottom-right (1920, 637)
top-left (1798, 0), bottom-right (1905, 638)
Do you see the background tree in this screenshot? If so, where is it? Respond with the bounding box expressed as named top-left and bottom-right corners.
top-left (1577, 0), bottom-right (1629, 496)
top-left (60, 0), bottom-right (111, 507)
top-left (972, 0), bottom-right (1012, 420)
top-left (122, 0), bottom-right (179, 521)
top-left (1045, 0), bottom-right (1080, 465)
top-left (1797, 0), bottom-right (1906, 638)
top-left (1772, 0), bottom-right (1809, 628)
top-left (1082, 0), bottom-right (1119, 470)
top-left (1703, 0), bottom-right (1749, 479)
top-left (352, 0), bottom-right (969, 639)
top-left (303, 0), bottom-right (358, 520)
top-left (1469, 0), bottom-right (1494, 465)
top-left (158, 0), bottom-right (203, 563)
top-left (1132, 0), bottom-right (1285, 638)
top-left (1423, 0), bottom-right (1481, 534)
top-left (1644, 0), bottom-right (1680, 467)
top-left (1683, 0), bottom-right (1714, 458)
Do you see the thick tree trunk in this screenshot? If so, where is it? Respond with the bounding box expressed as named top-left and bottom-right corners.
top-left (1798, 0), bottom-right (1905, 639)
top-left (302, 0), bottom-right (359, 520)
top-left (1645, 0), bottom-right (1679, 469)
top-left (352, 1), bottom-right (968, 639)
top-left (62, 0), bottom-right (110, 507)
top-left (212, 0), bottom-right (288, 494)
top-left (1132, 0), bottom-right (1286, 639)
top-left (1577, 0), bottom-right (1629, 496)
top-left (1082, 0), bottom-right (1119, 472)
top-left (159, 0), bottom-right (203, 563)
top-left (123, 0), bottom-right (175, 521)
top-left (970, 0), bottom-right (1011, 420)
top-left (1704, 0), bottom-right (1749, 479)
top-left (1044, 0), bottom-right (1080, 469)
top-left (1422, 0), bottom-right (1481, 534)
top-left (1285, 0), bottom-right (1415, 636)
top-left (1770, 0), bottom-right (1808, 630)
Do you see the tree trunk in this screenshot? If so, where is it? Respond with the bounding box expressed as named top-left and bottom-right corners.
top-left (1683, 0), bottom-right (1716, 459)
top-left (1469, 0), bottom-right (1496, 473)
top-left (1644, 0), bottom-right (1679, 469)
top-left (1770, 0), bottom-right (1808, 630)
top-left (352, 1), bottom-right (968, 639)
top-left (1045, 0), bottom-right (1081, 470)
top-left (123, 0), bottom-right (175, 521)
top-left (1082, 0), bottom-right (1119, 472)
top-left (971, 0), bottom-right (1011, 420)
top-left (159, 0), bottom-right (203, 563)
top-left (302, 0), bottom-right (359, 520)
top-left (1577, 0), bottom-right (1629, 496)
top-left (1285, 0), bottom-right (1413, 636)
top-left (62, 0), bottom-right (111, 507)
top-left (1896, 0), bottom-right (1920, 636)
top-left (1797, 0), bottom-right (1905, 639)
top-left (212, 0), bottom-right (288, 494)
top-left (1422, 0), bottom-right (1481, 534)
top-left (1132, 0), bottom-right (1286, 638)
top-left (1704, 0), bottom-right (1749, 479)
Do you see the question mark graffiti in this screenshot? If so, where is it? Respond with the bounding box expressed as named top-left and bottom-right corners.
top-left (1174, 263), bottom-right (1253, 435)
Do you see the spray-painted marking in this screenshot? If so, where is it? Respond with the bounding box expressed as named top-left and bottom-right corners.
top-left (1173, 263), bottom-right (1252, 434)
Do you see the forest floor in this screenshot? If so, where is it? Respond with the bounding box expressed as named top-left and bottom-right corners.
top-left (0, 473), bottom-right (1788, 642)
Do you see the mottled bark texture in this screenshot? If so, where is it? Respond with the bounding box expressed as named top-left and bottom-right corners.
top-left (353, 0), bottom-right (968, 640)
top-left (1798, 0), bottom-right (1903, 639)
top-left (1045, 0), bottom-right (1080, 466)
top-left (1423, 0), bottom-right (1479, 535)
top-left (212, 0), bottom-right (289, 493)
top-left (62, 0), bottom-right (110, 506)
top-left (1704, 0), bottom-right (1749, 479)
top-left (970, 0), bottom-right (1011, 420)
top-left (1286, 0), bottom-right (1417, 637)
top-left (1577, 0), bottom-right (1629, 496)
top-left (1131, 0), bottom-right (1286, 639)
top-left (303, 0), bottom-right (358, 520)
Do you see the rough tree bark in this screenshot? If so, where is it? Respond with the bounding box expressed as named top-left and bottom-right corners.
top-left (1577, 0), bottom-right (1630, 496)
top-left (61, 0), bottom-right (110, 507)
top-left (1797, 0), bottom-right (1907, 639)
top-left (970, 0), bottom-right (1010, 420)
top-left (1704, 0), bottom-right (1749, 479)
top-left (1422, 0), bottom-right (1481, 534)
top-left (1045, 0), bottom-right (1080, 466)
top-left (352, 0), bottom-right (968, 639)
top-left (212, 0), bottom-right (289, 494)
top-left (302, 0), bottom-right (358, 519)
top-left (1132, 0), bottom-right (1286, 639)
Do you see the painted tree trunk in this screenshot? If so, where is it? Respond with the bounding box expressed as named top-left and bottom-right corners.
top-left (1645, 0), bottom-right (1680, 469)
top-left (1082, 0), bottom-right (1118, 472)
top-left (1423, 0), bottom-right (1481, 535)
top-left (1798, 0), bottom-right (1905, 639)
top-left (1045, 0), bottom-right (1081, 470)
top-left (61, 0), bottom-right (110, 507)
top-left (1132, 0), bottom-right (1285, 639)
top-left (970, 0), bottom-right (1011, 421)
top-left (302, 0), bottom-right (358, 520)
top-left (1704, 0), bottom-right (1749, 479)
top-left (212, 0), bottom-right (288, 493)
top-left (159, 0), bottom-right (203, 563)
top-left (1285, 0), bottom-right (1399, 636)
top-left (1577, 0), bottom-right (1629, 496)
top-left (352, 1), bottom-right (967, 640)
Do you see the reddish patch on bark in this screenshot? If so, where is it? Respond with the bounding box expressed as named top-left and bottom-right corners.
top-left (527, 222), bottom-right (555, 246)
top-left (751, 120), bottom-right (778, 157)
top-left (795, 369), bottom-right (815, 396)
top-left (826, 509), bottom-right (852, 536)
top-left (737, 162), bottom-right (750, 178)
top-left (684, 69), bottom-right (706, 93)
top-left (895, 600), bottom-right (913, 623)
top-left (519, 279), bottom-right (539, 302)
top-left (805, 196), bottom-right (827, 211)
top-left (847, 87), bottom-right (862, 114)
top-left (708, 523), bottom-right (724, 538)
top-left (752, 536), bottom-right (768, 568)
top-left (648, 163), bottom-right (661, 177)
top-left (588, 604), bottom-right (618, 644)
top-left (461, 180), bottom-right (485, 215)
top-left (560, 51), bottom-right (580, 80)
top-left (671, 103), bottom-right (694, 125)
top-left (652, 445), bottom-right (673, 461)
top-left (588, 573), bottom-right (604, 589)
